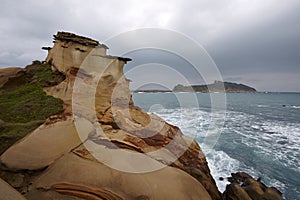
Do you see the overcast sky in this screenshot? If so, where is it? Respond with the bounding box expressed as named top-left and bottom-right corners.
top-left (1, 0), bottom-right (299, 91)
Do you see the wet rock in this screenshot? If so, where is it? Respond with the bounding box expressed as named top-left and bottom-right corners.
top-left (224, 183), bottom-right (252, 200)
top-left (223, 172), bottom-right (283, 200)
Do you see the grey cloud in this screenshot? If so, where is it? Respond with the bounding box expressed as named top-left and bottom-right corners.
top-left (0, 0), bottom-right (299, 91)
top-left (206, 1), bottom-right (300, 75)
top-left (224, 77), bottom-right (244, 82)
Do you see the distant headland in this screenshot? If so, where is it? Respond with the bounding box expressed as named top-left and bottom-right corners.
top-left (173, 81), bottom-right (257, 92)
top-left (133, 81), bottom-right (257, 93)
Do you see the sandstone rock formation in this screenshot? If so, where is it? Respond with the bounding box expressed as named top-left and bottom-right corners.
top-left (0, 32), bottom-right (284, 200)
top-left (0, 32), bottom-right (219, 200)
top-left (0, 178), bottom-right (26, 200)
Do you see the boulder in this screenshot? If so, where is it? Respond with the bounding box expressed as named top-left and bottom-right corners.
top-left (223, 172), bottom-right (283, 200)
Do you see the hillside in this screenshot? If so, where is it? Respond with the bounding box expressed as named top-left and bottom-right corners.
top-left (173, 81), bottom-right (257, 92)
top-left (0, 61), bottom-right (65, 154)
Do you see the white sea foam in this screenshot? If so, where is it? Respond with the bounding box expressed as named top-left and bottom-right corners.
top-left (155, 107), bottom-right (296, 192)
top-left (153, 108), bottom-right (241, 192)
top-left (260, 122), bottom-right (300, 172)
top-left (257, 104), bottom-right (269, 107)
top-left (205, 150), bottom-right (240, 192)
top-left (224, 109), bottom-right (300, 171)
top-left (135, 93), bottom-right (300, 199)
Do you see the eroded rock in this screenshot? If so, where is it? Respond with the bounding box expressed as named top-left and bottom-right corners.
top-left (26, 153), bottom-right (212, 200)
top-left (0, 178), bottom-right (26, 200)
top-left (223, 172), bottom-right (283, 200)
top-left (0, 117), bottom-right (83, 170)
top-left (1, 32), bottom-right (222, 199)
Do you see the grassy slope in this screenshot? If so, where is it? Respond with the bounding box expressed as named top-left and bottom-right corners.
top-left (0, 61), bottom-right (65, 154)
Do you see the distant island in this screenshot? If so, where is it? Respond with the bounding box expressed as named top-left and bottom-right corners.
top-left (133, 81), bottom-right (257, 93)
top-left (173, 81), bottom-right (257, 92)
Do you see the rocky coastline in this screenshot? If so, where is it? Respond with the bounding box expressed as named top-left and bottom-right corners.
top-left (0, 32), bottom-right (282, 200)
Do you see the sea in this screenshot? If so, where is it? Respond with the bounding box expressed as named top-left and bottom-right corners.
top-left (132, 92), bottom-right (300, 200)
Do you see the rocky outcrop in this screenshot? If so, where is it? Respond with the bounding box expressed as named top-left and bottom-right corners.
top-left (0, 32), bottom-right (283, 200)
top-left (0, 178), bottom-right (26, 200)
top-left (0, 117), bottom-right (81, 170)
top-left (0, 32), bottom-right (219, 200)
top-left (223, 172), bottom-right (283, 200)
top-left (25, 153), bottom-right (212, 200)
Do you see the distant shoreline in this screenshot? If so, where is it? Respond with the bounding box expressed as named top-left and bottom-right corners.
top-left (133, 81), bottom-right (257, 93)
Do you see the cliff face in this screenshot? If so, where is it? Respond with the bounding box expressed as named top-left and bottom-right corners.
top-left (0, 32), bottom-right (219, 200)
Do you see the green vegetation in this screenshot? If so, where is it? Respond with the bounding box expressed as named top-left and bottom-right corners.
top-left (0, 120), bottom-right (44, 137)
top-left (0, 84), bottom-right (63, 123)
top-left (0, 61), bottom-right (65, 154)
top-left (0, 120), bottom-right (44, 154)
top-left (2, 61), bottom-right (65, 90)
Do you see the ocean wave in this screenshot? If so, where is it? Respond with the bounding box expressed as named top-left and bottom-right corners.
top-left (257, 104), bottom-right (269, 107)
top-left (291, 105), bottom-right (300, 109)
top-left (134, 93), bottom-right (300, 199)
top-left (205, 149), bottom-right (240, 192)
top-left (153, 108), bottom-right (243, 192)
top-left (224, 110), bottom-right (300, 172)
top-left (280, 105), bottom-right (300, 109)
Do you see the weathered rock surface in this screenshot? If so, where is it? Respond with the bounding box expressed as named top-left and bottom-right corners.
top-left (26, 153), bottom-right (212, 200)
top-left (0, 32), bottom-right (283, 200)
top-left (223, 172), bottom-right (283, 200)
top-left (0, 117), bottom-right (82, 170)
top-left (0, 178), bottom-right (26, 200)
top-left (0, 32), bottom-right (219, 200)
